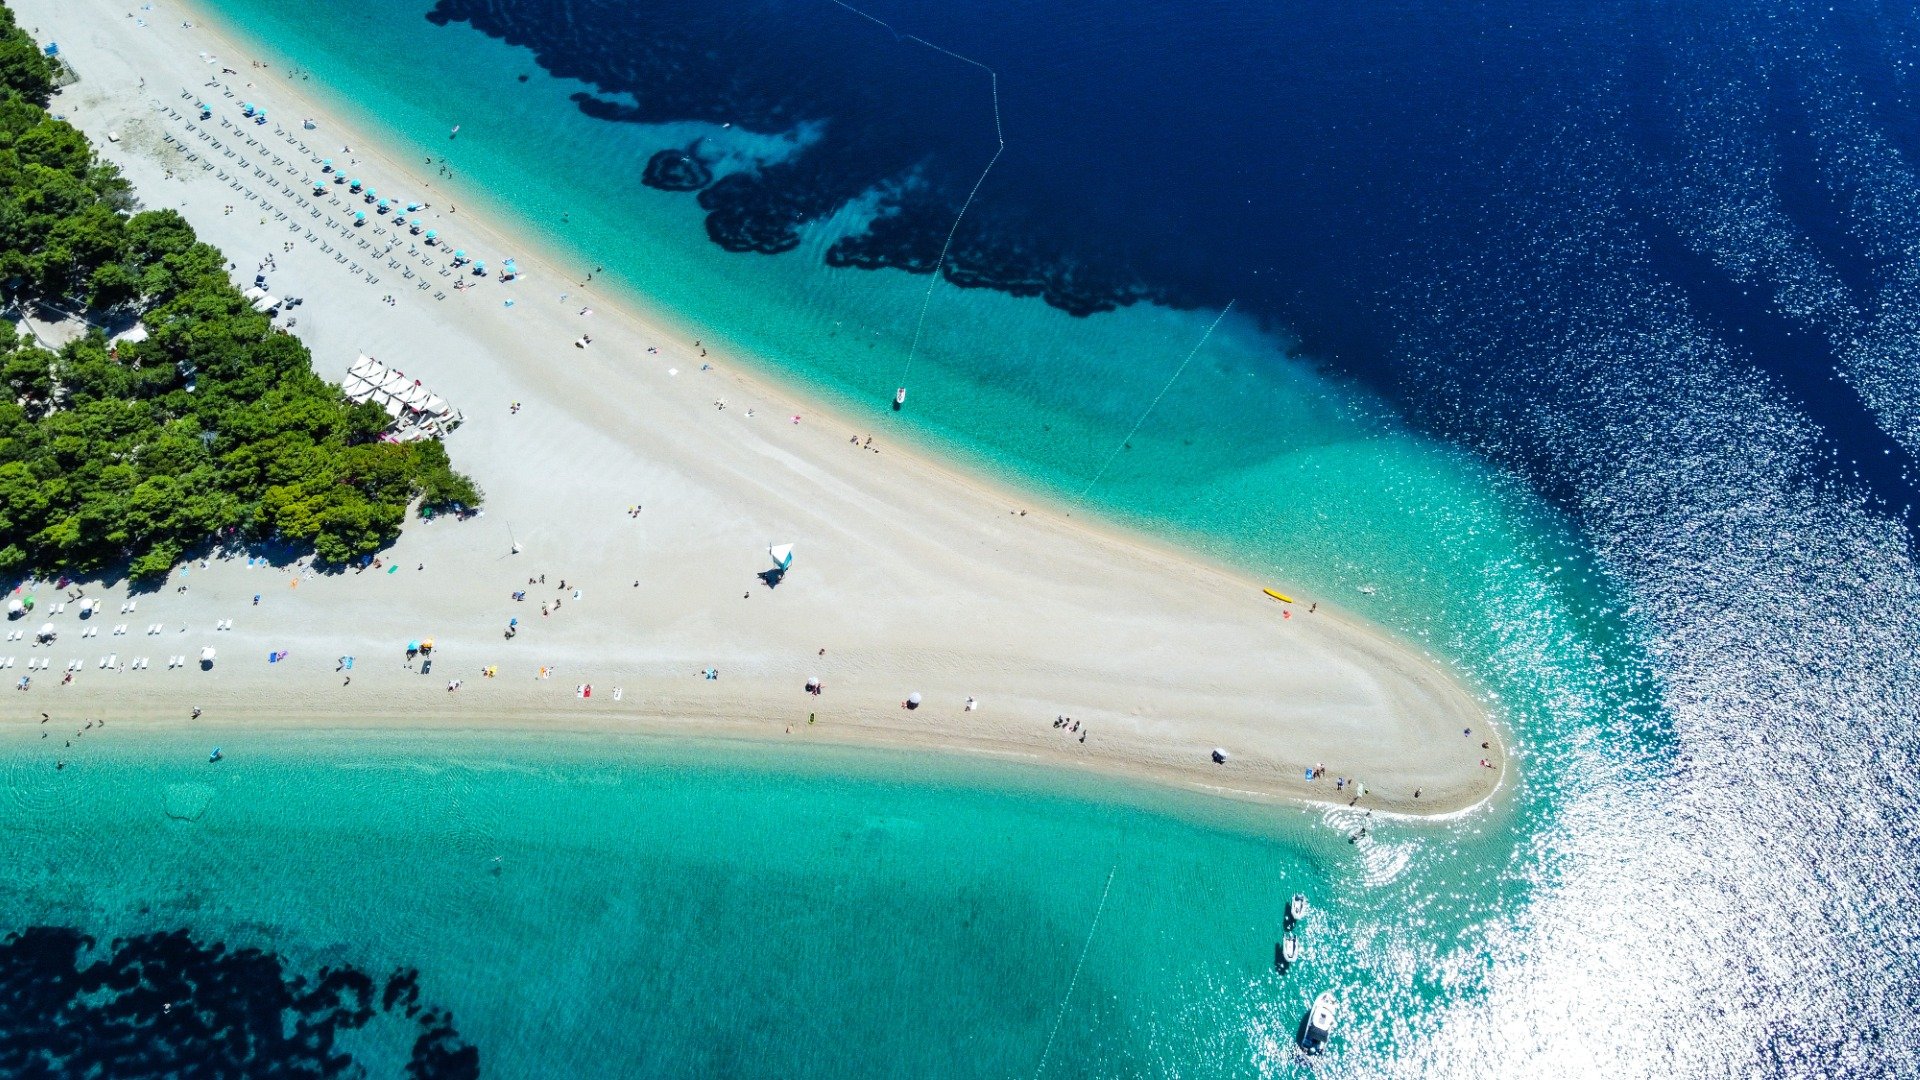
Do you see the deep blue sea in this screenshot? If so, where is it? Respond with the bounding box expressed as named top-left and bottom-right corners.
top-left (7, 0), bottom-right (1920, 1074)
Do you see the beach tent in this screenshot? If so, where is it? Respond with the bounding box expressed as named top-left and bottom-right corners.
top-left (350, 355), bottom-right (382, 378)
top-left (770, 544), bottom-right (794, 571)
top-left (383, 397), bottom-right (404, 419)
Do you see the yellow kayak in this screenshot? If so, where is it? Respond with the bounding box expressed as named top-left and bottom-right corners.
top-left (1263, 588), bottom-right (1294, 604)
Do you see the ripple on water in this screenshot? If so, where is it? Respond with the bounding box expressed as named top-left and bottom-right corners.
top-left (2, 752), bottom-right (85, 819)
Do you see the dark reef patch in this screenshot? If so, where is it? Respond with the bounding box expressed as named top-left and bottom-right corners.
top-left (640, 143), bottom-right (713, 192)
top-left (0, 926), bottom-right (478, 1079)
top-left (424, 0), bottom-right (1164, 317)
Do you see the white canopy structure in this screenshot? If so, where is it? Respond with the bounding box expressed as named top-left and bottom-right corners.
top-left (339, 356), bottom-right (464, 438)
top-left (250, 294), bottom-right (280, 313)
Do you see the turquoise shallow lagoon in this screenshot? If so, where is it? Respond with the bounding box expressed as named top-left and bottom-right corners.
top-left (0, 730), bottom-right (1515, 1075)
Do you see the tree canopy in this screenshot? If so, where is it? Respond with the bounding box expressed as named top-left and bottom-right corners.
top-left (0, 5), bottom-right (480, 579)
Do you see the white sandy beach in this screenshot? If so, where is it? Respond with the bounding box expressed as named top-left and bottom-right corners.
top-left (3, 0), bottom-right (1506, 814)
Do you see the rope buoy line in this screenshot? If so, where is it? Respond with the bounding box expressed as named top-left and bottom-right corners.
top-left (1079, 300), bottom-right (1236, 496)
top-left (1033, 861), bottom-right (1119, 1078)
top-left (825, 0), bottom-right (1005, 403)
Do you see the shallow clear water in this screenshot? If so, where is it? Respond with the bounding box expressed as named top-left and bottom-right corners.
top-left (12, 0), bottom-right (1920, 1072)
top-left (0, 731), bottom-right (1514, 1076)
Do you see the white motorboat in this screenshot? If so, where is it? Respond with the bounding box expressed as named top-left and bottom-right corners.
top-left (1280, 934), bottom-right (1300, 967)
top-left (1300, 990), bottom-right (1339, 1049)
top-left (1288, 893), bottom-right (1307, 924)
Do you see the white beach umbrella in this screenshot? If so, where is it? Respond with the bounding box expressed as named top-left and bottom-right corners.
top-left (6, 598), bottom-right (21, 615)
top-left (200, 646), bottom-right (216, 662)
top-left (38, 623), bottom-right (55, 639)
top-left (906, 692), bottom-right (922, 707)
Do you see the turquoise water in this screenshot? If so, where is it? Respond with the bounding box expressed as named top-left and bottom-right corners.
top-left (0, 730), bottom-right (1513, 1075)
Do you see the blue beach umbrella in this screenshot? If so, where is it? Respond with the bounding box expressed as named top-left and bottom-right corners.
top-left (354, 212), bottom-right (366, 225)
top-left (348, 179), bottom-right (362, 191)
top-left (474, 261), bottom-right (486, 274)
top-left (320, 158), bottom-right (333, 171)
top-left (241, 102), bottom-right (254, 115)
top-left (406, 202), bottom-right (422, 212)
top-left (424, 230), bottom-right (438, 242)
top-left (452, 249), bottom-right (466, 261)
top-left (377, 199), bottom-right (390, 212)
top-left (312, 180), bottom-right (326, 193)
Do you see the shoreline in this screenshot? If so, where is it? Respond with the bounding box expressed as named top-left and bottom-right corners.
top-left (7, 0), bottom-right (1509, 817)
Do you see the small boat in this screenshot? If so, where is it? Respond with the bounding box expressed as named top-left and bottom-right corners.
top-left (893, 387), bottom-right (906, 410)
top-left (1281, 934), bottom-right (1300, 967)
top-left (1288, 893), bottom-right (1307, 924)
top-left (1299, 990), bottom-right (1339, 1049)
top-left (208, 747), bottom-right (223, 763)
top-left (1263, 588), bottom-right (1294, 604)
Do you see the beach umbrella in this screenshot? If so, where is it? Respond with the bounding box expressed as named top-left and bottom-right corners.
top-left (769, 543), bottom-right (794, 571)
top-left (354, 212), bottom-right (366, 223)
top-left (453, 249), bottom-right (466, 260)
top-left (407, 640), bottom-right (419, 652)
top-left (39, 622), bottom-right (55, 639)
top-left (321, 158), bottom-right (333, 171)
top-left (406, 202), bottom-right (422, 212)
top-left (377, 199), bottom-right (390, 211)
top-left (424, 230), bottom-right (437, 241)
top-left (200, 646), bottom-right (216, 662)
top-left (907, 692), bottom-right (923, 707)
top-left (241, 102), bottom-right (254, 114)
top-left (364, 189), bottom-right (377, 202)
top-left (348, 178), bottom-right (362, 191)
top-left (5, 598), bottom-right (20, 615)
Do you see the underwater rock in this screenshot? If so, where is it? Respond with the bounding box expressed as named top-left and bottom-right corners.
top-left (0, 925), bottom-right (477, 1078)
top-left (641, 145), bottom-right (713, 192)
